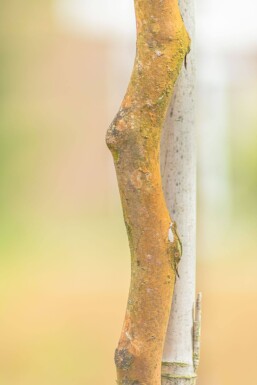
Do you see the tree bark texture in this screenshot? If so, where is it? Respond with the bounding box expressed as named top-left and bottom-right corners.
top-left (106, 1), bottom-right (190, 385)
top-left (161, 0), bottom-right (198, 384)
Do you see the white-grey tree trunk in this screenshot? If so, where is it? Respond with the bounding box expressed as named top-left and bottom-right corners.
top-left (160, 0), bottom-right (201, 384)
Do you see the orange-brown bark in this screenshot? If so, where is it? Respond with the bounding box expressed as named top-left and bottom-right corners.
top-left (106, 1), bottom-right (190, 384)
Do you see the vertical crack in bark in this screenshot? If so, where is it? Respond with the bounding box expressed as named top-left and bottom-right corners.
top-left (106, 1), bottom-right (190, 384)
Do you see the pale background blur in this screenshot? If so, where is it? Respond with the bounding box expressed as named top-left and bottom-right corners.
top-left (0, 1), bottom-right (257, 384)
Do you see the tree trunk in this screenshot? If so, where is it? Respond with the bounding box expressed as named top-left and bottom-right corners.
top-left (160, 0), bottom-right (201, 384)
top-left (106, 1), bottom-right (190, 385)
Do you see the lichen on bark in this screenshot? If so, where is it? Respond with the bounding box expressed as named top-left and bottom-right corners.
top-left (106, 1), bottom-right (190, 384)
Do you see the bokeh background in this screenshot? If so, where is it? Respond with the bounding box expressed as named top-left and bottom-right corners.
top-left (0, 1), bottom-right (257, 384)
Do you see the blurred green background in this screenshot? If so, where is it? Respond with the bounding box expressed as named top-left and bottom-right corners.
top-left (0, 1), bottom-right (257, 384)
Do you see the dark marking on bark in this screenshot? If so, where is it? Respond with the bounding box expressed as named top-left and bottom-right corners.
top-left (121, 380), bottom-right (141, 385)
top-left (115, 348), bottom-right (134, 371)
top-left (184, 53), bottom-right (187, 69)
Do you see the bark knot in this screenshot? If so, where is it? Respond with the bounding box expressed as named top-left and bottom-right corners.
top-left (106, 108), bottom-right (132, 151)
top-left (130, 168), bottom-right (152, 189)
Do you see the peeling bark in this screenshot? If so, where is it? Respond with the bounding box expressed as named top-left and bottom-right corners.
top-left (106, 1), bottom-right (190, 384)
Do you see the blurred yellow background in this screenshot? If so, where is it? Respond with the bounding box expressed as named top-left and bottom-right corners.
top-left (0, 1), bottom-right (257, 384)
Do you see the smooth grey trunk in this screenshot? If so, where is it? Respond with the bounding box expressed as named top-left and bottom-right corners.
top-left (160, 0), bottom-right (201, 384)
